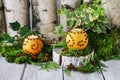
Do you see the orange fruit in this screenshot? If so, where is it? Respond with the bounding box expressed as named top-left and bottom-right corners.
top-left (66, 28), bottom-right (88, 50)
top-left (23, 35), bottom-right (43, 56)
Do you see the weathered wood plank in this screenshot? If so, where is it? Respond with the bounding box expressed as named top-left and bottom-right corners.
top-left (102, 60), bottom-right (120, 80)
top-left (0, 57), bottom-right (24, 80)
top-left (23, 64), bottom-right (63, 80)
top-left (64, 71), bottom-right (103, 80)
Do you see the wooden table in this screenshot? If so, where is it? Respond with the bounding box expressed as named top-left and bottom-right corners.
top-left (0, 57), bottom-right (120, 80)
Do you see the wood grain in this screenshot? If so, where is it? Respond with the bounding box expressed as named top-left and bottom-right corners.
top-left (22, 64), bottom-right (63, 80)
top-left (102, 60), bottom-right (120, 80)
top-left (0, 57), bottom-right (24, 80)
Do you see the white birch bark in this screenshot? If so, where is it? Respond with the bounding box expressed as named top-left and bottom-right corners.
top-left (32, 0), bottom-right (58, 44)
top-left (83, 0), bottom-right (91, 3)
top-left (62, 56), bottom-right (85, 67)
top-left (60, 0), bottom-right (82, 34)
top-left (60, 0), bottom-right (81, 8)
top-left (52, 48), bottom-right (63, 65)
top-left (102, 0), bottom-right (120, 27)
top-left (3, 0), bottom-right (29, 36)
top-left (0, 0), bottom-right (6, 34)
top-left (53, 48), bottom-right (86, 68)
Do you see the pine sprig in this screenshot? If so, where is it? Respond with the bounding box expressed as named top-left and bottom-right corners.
top-left (31, 61), bottom-right (59, 71)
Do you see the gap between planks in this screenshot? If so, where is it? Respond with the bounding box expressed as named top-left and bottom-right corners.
top-left (2, 57), bottom-right (120, 80)
top-left (20, 63), bottom-right (27, 80)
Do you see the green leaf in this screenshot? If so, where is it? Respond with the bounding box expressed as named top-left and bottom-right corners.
top-left (10, 21), bottom-right (20, 31)
top-left (0, 32), bottom-right (15, 43)
top-left (98, 15), bottom-right (106, 22)
top-left (52, 41), bottom-right (67, 47)
top-left (19, 25), bottom-right (30, 35)
top-left (57, 7), bottom-right (70, 15)
top-left (55, 25), bottom-right (66, 37)
top-left (66, 12), bottom-right (73, 19)
top-left (2, 32), bottom-right (11, 40)
top-left (84, 13), bottom-right (90, 23)
top-left (19, 25), bottom-right (31, 39)
top-left (8, 37), bottom-right (15, 43)
top-left (67, 20), bottom-right (76, 27)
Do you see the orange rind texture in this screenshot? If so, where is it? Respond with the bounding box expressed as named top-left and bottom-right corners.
top-left (23, 35), bottom-right (43, 56)
top-left (66, 29), bottom-right (88, 50)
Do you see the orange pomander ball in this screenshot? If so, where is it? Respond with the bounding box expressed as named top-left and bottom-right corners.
top-left (66, 28), bottom-right (88, 50)
top-left (23, 35), bottom-right (43, 56)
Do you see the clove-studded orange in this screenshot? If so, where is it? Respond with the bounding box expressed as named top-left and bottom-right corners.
top-left (23, 35), bottom-right (43, 56)
top-left (66, 28), bottom-right (88, 50)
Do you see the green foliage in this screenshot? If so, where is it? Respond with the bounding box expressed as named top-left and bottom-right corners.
top-left (58, 0), bottom-right (112, 34)
top-left (0, 32), bottom-right (15, 43)
top-left (0, 34), bottom-right (59, 70)
top-left (0, 43), bottom-right (23, 63)
top-left (55, 0), bottom-right (120, 73)
top-left (60, 28), bottom-right (118, 60)
top-left (42, 41), bottom-right (53, 54)
top-left (111, 49), bottom-right (120, 60)
top-left (9, 21), bottom-right (45, 41)
top-left (31, 61), bottom-right (59, 71)
top-left (88, 28), bottom-right (119, 60)
top-left (19, 25), bottom-right (32, 40)
top-left (0, 21), bottom-right (59, 71)
top-left (61, 45), bottom-right (92, 57)
top-left (10, 21), bottom-right (20, 31)
top-left (76, 60), bottom-right (107, 73)
top-left (14, 55), bottom-right (32, 64)
top-left (52, 41), bottom-right (67, 47)
top-left (55, 25), bottom-right (66, 37)
top-left (76, 61), bottom-right (97, 73)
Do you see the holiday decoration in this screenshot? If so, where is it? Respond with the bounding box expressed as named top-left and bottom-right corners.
top-left (23, 35), bottom-right (43, 56)
top-left (66, 28), bottom-right (88, 50)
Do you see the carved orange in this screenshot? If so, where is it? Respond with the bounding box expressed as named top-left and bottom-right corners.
top-left (66, 28), bottom-right (88, 50)
top-left (23, 35), bottom-right (43, 56)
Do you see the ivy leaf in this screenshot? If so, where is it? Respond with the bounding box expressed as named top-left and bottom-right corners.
top-left (92, 25), bottom-right (103, 33)
top-left (84, 13), bottom-right (90, 23)
top-left (10, 21), bottom-right (20, 31)
top-left (19, 25), bottom-right (31, 39)
top-left (98, 15), bottom-right (106, 22)
top-left (55, 25), bottom-right (66, 37)
top-left (67, 20), bottom-right (76, 27)
top-left (19, 25), bottom-right (30, 35)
